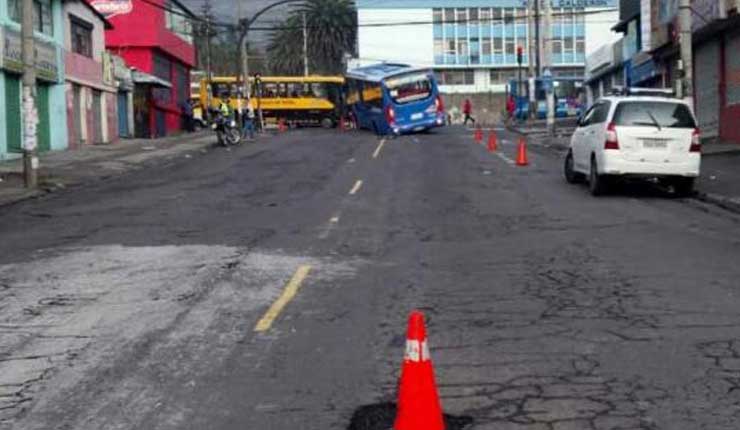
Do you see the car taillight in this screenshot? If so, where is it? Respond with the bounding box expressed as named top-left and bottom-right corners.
top-left (435, 95), bottom-right (444, 113)
top-left (604, 122), bottom-right (619, 150)
top-left (690, 128), bottom-right (701, 152)
top-left (385, 105), bottom-right (396, 125)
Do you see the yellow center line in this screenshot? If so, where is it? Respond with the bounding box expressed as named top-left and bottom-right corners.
top-left (254, 265), bottom-right (312, 332)
top-left (372, 139), bottom-right (386, 159)
top-left (349, 180), bottom-right (363, 195)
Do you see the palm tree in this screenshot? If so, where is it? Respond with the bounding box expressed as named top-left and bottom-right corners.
top-left (268, 0), bottom-right (356, 75)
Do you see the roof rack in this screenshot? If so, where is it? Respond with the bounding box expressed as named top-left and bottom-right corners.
top-left (607, 86), bottom-right (675, 98)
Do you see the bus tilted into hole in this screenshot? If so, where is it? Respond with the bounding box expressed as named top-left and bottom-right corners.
top-left (345, 63), bottom-right (446, 135)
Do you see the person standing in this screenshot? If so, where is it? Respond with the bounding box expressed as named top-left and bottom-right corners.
top-left (242, 97), bottom-right (256, 140)
top-left (463, 98), bottom-right (475, 125)
top-left (181, 99), bottom-right (194, 132)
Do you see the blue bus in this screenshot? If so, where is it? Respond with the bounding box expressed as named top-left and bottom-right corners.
top-left (509, 76), bottom-right (586, 120)
top-left (345, 63), bottom-right (445, 135)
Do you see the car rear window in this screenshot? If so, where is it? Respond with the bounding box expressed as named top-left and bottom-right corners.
top-left (385, 72), bottom-right (433, 104)
top-left (612, 101), bottom-right (696, 128)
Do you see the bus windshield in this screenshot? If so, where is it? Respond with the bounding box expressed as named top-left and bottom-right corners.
top-left (385, 72), bottom-right (433, 104)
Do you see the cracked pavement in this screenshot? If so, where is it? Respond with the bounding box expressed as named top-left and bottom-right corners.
top-left (1, 127), bottom-right (740, 429)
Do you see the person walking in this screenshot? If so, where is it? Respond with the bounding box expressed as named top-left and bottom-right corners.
top-left (242, 98), bottom-right (256, 141)
top-left (463, 98), bottom-right (475, 125)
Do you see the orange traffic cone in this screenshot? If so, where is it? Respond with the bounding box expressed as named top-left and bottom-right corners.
top-left (394, 311), bottom-right (445, 430)
top-left (487, 131), bottom-right (497, 152)
top-left (516, 136), bottom-right (529, 166)
top-left (474, 126), bottom-right (483, 143)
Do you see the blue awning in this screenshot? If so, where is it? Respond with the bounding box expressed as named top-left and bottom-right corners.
top-left (630, 58), bottom-right (660, 85)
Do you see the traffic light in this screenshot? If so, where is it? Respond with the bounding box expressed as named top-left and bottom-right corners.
top-left (516, 46), bottom-right (523, 65)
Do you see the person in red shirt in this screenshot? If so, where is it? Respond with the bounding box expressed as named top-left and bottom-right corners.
top-left (463, 98), bottom-right (475, 125)
top-left (506, 94), bottom-right (516, 120)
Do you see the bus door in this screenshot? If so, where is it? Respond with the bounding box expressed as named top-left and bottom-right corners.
top-left (359, 81), bottom-right (385, 132)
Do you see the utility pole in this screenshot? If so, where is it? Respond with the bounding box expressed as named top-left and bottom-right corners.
top-left (21, 0), bottom-right (38, 188)
top-left (678, 0), bottom-right (693, 106)
top-left (534, 0), bottom-right (541, 76)
top-left (544, 0), bottom-right (554, 135)
top-left (302, 12), bottom-right (309, 76)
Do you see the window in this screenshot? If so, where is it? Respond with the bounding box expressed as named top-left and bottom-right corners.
top-left (9, 0), bottom-right (53, 35)
top-left (553, 41), bottom-right (563, 55)
top-left (361, 82), bottom-right (383, 109)
top-left (457, 40), bottom-right (468, 56)
top-left (70, 17), bottom-right (93, 58)
top-left (490, 69), bottom-right (517, 84)
top-left (576, 37), bottom-right (585, 54)
top-left (591, 101), bottom-right (612, 124)
top-left (438, 70), bottom-right (474, 86)
top-left (480, 8), bottom-right (491, 23)
top-left (446, 39), bottom-right (456, 55)
top-left (563, 37), bottom-right (574, 52)
top-left (387, 73), bottom-right (433, 104)
top-left (153, 54), bottom-right (171, 82)
top-left (482, 38), bottom-right (492, 55)
top-left (503, 9), bottom-right (514, 24)
top-left (433, 9), bottom-right (442, 23)
top-left (505, 40), bottom-right (515, 55)
top-left (456, 8), bottom-right (466, 23)
top-left (164, 0), bottom-right (193, 43)
top-left (613, 101), bottom-right (697, 128)
top-left (469, 8), bottom-right (478, 24)
top-left (493, 37), bottom-right (503, 52)
top-left (492, 8), bottom-right (501, 20)
top-left (444, 8), bottom-right (455, 21)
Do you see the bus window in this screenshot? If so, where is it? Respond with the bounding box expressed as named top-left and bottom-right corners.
top-left (346, 80), bottom-right (360, 105)
top-left (288, 83), bottom-right (302, 98)
top-left (310, 83), bottom-right (328, 99)
top-left (361, 82), bottom-right (383, 109)
top-left (262, 83), bottom-right (278, 98)
top-left (386, 73), bottom-right (432, 104)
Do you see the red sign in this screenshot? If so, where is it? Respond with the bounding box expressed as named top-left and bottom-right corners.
top-left (91, 0), bottom-right (133, 18)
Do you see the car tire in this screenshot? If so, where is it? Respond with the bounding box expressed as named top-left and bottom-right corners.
top-left (564, 150), bottom-right (585, 184)
top-left (589, 157), bottom-right (608, 196)
top-left (673, 177), bottom-right (695, 197)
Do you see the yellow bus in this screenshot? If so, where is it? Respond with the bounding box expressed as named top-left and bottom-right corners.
top-left (199, 76), bottom-right (345, 127)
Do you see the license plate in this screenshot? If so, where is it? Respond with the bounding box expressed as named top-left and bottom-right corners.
top-left (641, 138), bottom-right (668, 149)
top-left (411, 113), bottom-right (423, 120)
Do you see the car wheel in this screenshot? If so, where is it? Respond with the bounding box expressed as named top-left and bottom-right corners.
top-left (673, 177), bottom-right (695, 197)
top-left (564, 150), bottom-right (585, 184)
top-left (589, 157), bottom-right (608, 196)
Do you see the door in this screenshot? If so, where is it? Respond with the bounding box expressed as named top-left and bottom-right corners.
top-left (92, 90), bottom-right (102, 144)
top-left (134, 86), bottom-right (150, 138)
top-left (5, 75), bottom-right (22, 153)
top-left (36, 84), bottom-right (51, 152)
top-left (572, 104), bottom-right (596, 170)
top-left (587, 101), bottom-right (611, 160)
top-left (117, 92), bottom-right (129, 137)
top-left (155, 109), bottom-right (166, 137)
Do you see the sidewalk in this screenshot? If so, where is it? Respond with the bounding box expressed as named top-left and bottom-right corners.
top-left (0, 131), bottom-right (217, 207)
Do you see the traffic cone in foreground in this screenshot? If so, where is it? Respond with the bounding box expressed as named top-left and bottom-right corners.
top-left (516, 136), bottom-right (529, 166)
top-left (394, 311), bottom-right (445, 430)
top-left (474, 126), bottom-right (483, 143)
top-left (487, 131), bottom-right (498, 152)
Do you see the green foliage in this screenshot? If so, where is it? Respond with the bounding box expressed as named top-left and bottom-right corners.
top-left (267, 0), bottom-right (356, 75)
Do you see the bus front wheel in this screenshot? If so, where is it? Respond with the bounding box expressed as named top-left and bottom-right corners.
top-left (320, 117), bottom-right (334, 129)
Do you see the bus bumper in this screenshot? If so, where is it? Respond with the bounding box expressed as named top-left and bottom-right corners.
top-left (391, 116), bottom-right (445, 135)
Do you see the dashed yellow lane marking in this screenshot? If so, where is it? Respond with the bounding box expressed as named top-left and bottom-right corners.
top-left (372, 139), bottom-right (386, 159)
top-left (349, 180), bottom-right (363, 195)
top-left (254, 265), bottom-right (312, 332)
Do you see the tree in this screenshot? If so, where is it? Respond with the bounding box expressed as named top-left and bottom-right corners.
top-left (267, 0), bottom-right (356, 75)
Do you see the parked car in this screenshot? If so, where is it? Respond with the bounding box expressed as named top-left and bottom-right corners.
top-left (564, 92), bottom-right (700, 196)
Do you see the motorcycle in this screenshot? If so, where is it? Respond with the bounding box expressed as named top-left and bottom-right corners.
top-left (210, 109), bottom-right (241, 146)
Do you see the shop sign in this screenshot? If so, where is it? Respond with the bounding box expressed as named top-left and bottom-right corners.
top-left (91, 0), bottom-right (133, 19)
top-left (1, 26), bottom-right (59, 82)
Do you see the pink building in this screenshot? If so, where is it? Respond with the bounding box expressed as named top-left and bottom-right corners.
top-left (64, 0), bottom-right (117, 147)
top-left (91, 0), bottom-right (196, 137)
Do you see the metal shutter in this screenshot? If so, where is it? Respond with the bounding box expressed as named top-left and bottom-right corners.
top-left (694, 40), bottom-right (720, 139)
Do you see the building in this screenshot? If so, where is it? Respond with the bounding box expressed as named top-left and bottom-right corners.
top-left (0, 0), bottom-right (68, 160)
top-left (597, 0), bottom-right (740, 144)
top-left (111, 54), bottom-right (134, 138)
top-left (356, 0), bottom-right (620, 94)
top-left (92, 0), bottom-right (196, 138)
top-left (63, 0), bottom-right (117, 147)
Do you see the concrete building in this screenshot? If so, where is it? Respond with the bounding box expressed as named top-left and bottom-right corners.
top-left (0, 0), bottom-right (68, 160)
top-left (356, 0), bottom-right (620, 95)
top-left (92, 0), bottom-right (196, 138)
top-left (63, 0), bottom-right (118, 147)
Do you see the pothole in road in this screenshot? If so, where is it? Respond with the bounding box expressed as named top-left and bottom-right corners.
top-left (347, 402), bottom-right (473, 430)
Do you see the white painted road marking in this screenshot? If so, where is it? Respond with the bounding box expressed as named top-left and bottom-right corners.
top-left (496, 152), bottom-right (515, 165)
top-left (318, 213), bottom-right (341, 239)
top-left (372, 139), bottom-right (386, 159)
top-left (349, 180), bottom-right (363, 195)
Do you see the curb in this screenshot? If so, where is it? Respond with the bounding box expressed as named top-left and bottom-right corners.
top-left (693, 191), bottom-right (740, 214)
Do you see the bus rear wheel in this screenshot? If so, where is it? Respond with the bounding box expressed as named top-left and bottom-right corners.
top-left (320, 117), bottom-right (334, 129)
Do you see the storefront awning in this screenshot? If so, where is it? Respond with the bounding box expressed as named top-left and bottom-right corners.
top-left (132, 70), bottom-right (171, 88)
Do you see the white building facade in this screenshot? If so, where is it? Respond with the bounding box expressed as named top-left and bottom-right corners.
top-left (357, 0), bottom-right (620, 94)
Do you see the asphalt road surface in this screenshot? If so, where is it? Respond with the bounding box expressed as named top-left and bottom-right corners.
top-left (2, 126), bottom-right (740, 430)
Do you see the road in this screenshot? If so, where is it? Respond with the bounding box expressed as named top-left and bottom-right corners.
top-left (1, 126), bottom-right (740, 430)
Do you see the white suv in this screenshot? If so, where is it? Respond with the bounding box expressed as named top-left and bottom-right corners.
top-left (564, 95), bottom-right (701, 196)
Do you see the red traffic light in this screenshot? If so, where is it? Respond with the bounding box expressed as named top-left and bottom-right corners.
top-left (517, 46), bottom-right (523, 56)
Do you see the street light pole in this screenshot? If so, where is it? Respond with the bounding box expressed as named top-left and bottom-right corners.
top-left (678, 0), bottom-right (693, 106)
top-left (21, 0), bottom-right (38, 188)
